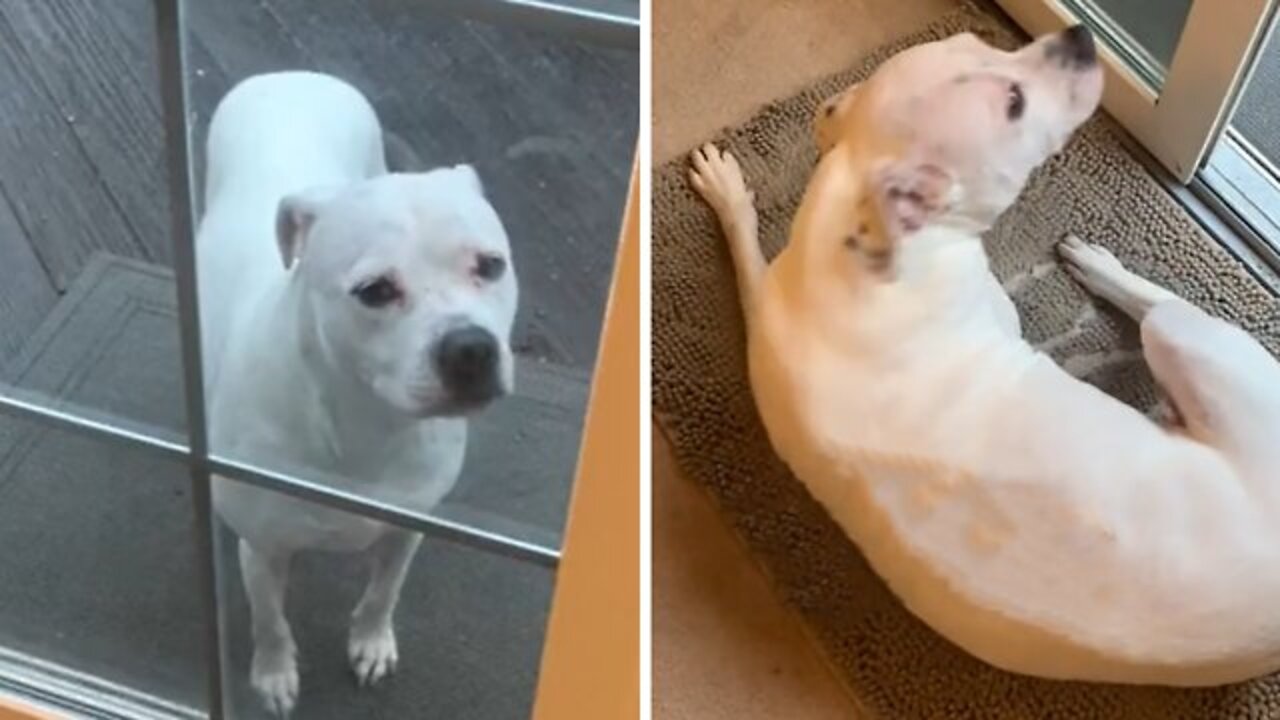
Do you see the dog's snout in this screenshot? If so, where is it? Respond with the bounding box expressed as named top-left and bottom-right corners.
top-left (1047, 24), bottom-right (1097, 69)
top-left (435, 325), bottom-right (502, 403)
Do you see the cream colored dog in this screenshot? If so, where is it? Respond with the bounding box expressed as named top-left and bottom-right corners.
top-left (690, 27), bottom-right (1280, 685)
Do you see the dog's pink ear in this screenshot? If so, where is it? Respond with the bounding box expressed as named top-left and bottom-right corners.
top-left (868, 160), bottom-right (953, 239)
top-left (845, 158), bottom-right (953, 277)
top-left (275, 195), bottom-right (317, 270)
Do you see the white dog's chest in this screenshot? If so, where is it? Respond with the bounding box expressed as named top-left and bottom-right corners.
top-left (208, 367), bottom-right (467, 552)
top-left (212, 477), bottom-right (388, 552)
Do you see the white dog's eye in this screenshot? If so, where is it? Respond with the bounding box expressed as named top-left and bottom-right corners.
top-left (475, 253), bottom-right (507, 282)
top-left (1006, 82), bottom-right (1026, 121)
top-left (351, 276), bottom-right (402, 308)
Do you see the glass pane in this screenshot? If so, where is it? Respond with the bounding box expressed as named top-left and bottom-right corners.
top-left (1202, 12), bottom-right (1280, 252)
top-left (1066, 0), bottom-right (1193, 85)
top-left (214, 480), bottom-right (553, 719)
top-left (1233, 15), bottom-right (1280, 171)
top-left (188, 0), bottom-right (637, 552)
top-left (0, 0), bottom-right (187, 445)
top-left (0, 420), bottom-right (207, 716)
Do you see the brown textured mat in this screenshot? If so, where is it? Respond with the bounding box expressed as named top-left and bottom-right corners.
top-left (651, 2), bottom-right (1280, 718)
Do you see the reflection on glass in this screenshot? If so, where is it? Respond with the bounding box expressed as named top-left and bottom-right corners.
top-left (1069, 0), bottom-right (1192, 82)
top-left (0, 421), bottom-right (206, 715)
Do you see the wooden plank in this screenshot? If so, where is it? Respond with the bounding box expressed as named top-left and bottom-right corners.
top-left (0, 190), bottom-right (57, 374)
top-left (79, 0), bottom-right (234, 215)
top-left (372, 2), bottom-right (640, 273)
top-left (261, 0), bottom-right (499, 169)
top-left (0, 1), bottom-right (251, 265)
top-left (0, 1), bottom-right (170, 266)
top-left (185, 0), bottom-right (311, 80)
top-left (0, 5), bottom-right (147, 290)
top-left (462, 26), bottom-right (639, 332)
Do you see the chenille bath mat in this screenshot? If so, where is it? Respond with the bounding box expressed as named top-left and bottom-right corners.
top-left (651, 2), bottom-right (1280, 717)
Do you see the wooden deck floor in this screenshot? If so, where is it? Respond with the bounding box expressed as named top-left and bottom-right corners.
top-left (0, 0), bottom-right (638, 375)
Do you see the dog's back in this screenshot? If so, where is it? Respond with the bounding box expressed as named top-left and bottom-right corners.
top-left (197, 71), bottom-right (385, 385)
top-left (202, 71), bottom-right (385, 213)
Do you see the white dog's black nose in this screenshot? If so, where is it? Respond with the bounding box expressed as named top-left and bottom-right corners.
top-left (436, 325), bottom-right (502, 403)
top-left (1048, 24), bottom-right (1097, 69)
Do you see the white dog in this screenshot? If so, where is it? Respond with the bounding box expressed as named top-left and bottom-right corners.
top-left (691, 27), bottom-right (1280, 686)
top-left (197, 71), bottom-right (517, 715)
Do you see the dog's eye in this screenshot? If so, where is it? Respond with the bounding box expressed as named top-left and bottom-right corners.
top-left (351, 277), bottom-right (401, 308)
top-left (475, 253), bottom-right (506, 282)
top-left (1006, 82), bottom-right (1026, 121)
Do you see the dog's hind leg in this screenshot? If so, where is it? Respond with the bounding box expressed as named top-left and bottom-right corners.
top-left (1057, 235), bottom-right (1177, 321)
top-left (1057, 235), bottom-right (1280, 462)
top-left (240, 540), bottom-right (299, 717)
top-left (690, 144), bottom-right (766, 322)
top-left (349, 529), bottom-right (423, 687)
top-left (1139, 300), bottom-right (1280, 465)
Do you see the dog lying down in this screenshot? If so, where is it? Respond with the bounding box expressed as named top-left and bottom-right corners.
top-left (690, 27), bottom-right (1280, 686)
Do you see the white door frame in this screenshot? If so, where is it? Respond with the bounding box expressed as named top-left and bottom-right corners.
top-left (997, 0), bottom-right (1276, 181)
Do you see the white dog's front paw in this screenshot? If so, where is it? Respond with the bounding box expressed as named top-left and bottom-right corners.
top-left (1057, 234), bottom-right (1126, 291)
top-left (689, 143), bottom-right (757, 225)
top-left (251, 647), bottom-right (299, 717)
top-left (349, 622), bottom-right (399, 687)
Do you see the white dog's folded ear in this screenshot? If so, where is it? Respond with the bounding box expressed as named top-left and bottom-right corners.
top-left (869, 159), bottom-right (953, 238)
top-left (451, 164), bottom-right (485, 195)
top-left (276, 186), bottom-right (339, 269)
top-left (846, 157), bottom-right (953, 276)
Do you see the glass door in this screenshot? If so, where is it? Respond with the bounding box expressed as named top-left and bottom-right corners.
top-left (997, 0), bottom-right (1276, 180)
top-left (0, 0), bottom-right (638, 717)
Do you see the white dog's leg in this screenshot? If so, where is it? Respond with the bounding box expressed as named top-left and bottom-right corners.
top-left (689, 144), bottom-right (765, 320)
top-left (1056, 235), bottom-right (1177, 321)
top-left (240, 540), bottom-right (299, 717)
top-left (1058, 235), bottom-right (1280, 455)
top-left (1057, 235), bottom-right (1209, 431)
top-left (1141, 300), bottom-right (1280, 461)
top-left (349, 529), bottom-right (423, 687)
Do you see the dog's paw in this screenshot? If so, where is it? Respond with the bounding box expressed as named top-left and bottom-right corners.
top-left (1057, 234), bottom-right (1126, 290)
top-left (349, 622), bottom-right (398, 688)
top-left (689, 144), bottom-right (756, 223)
top-left (251, 648), bottom-right (300, 717)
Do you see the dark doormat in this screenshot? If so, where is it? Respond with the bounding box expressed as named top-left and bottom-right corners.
top-left (0, 252), bottom-right (590, 719)
top-left (652, 2), bottom-right (1280, 718)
